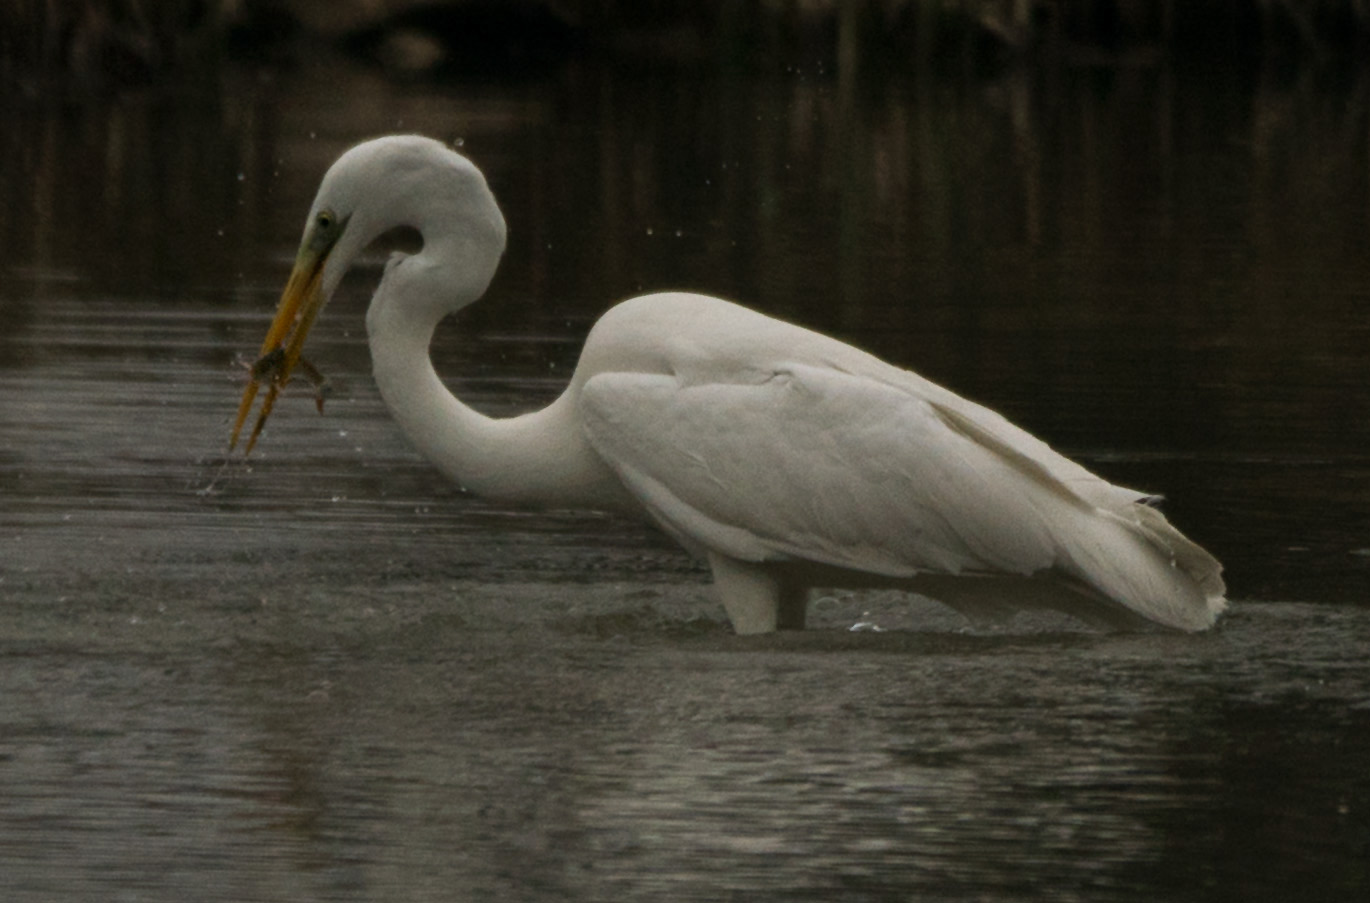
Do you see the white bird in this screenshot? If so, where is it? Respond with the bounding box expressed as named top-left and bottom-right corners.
top-left (231, 135), bottom-right (1226, 635)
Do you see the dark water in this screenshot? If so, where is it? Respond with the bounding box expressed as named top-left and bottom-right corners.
top-left (2, 59), bottom-right (1369, 900)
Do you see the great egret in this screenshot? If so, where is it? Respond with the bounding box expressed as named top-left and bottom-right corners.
top-left (231, 135), bottom-right (1226, 635)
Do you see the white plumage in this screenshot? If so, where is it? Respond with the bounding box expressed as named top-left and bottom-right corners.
top-left (233, 135), bottom-right (1226, 635)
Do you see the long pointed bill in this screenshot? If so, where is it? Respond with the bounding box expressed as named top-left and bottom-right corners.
top-left (229, 247), bottom-right (329, 454)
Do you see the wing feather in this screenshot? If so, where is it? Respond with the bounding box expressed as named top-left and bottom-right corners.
top-left (581, 363), bottom-right (1072, 579)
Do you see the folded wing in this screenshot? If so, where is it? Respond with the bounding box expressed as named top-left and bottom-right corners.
top-left (580, 361), bottom-right (1225, 630)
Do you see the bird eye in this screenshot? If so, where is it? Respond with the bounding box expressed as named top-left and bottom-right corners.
top-left (316, 211), bottom-right (334, 230)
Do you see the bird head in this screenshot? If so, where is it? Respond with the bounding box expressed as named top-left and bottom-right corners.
top-left (228, 135), bottom-right (506, 454)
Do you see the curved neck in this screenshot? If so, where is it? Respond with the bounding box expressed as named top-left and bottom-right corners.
top-left (365, 292), bottom-right (624, 511)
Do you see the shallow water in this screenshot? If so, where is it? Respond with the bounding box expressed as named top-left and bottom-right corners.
top-left (4, 585), bottom-right (1369, 902)
top-left (2, 58), bottom-right (1370, 900)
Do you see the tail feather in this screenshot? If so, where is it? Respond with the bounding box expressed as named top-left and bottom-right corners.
top-left (929, 397), bottom-right (1226, 630)
top-left (1058, 502), bottom-right (1226, 632)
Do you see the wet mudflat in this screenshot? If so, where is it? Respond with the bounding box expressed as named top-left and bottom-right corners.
top-left (3, 55), bottom-right (1370, 901)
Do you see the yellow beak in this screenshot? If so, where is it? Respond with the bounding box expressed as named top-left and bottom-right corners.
top-left (229, 245), bottom-right (330, 454)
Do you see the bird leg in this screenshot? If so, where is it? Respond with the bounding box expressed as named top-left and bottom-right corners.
top-left (708, 552), bottom-right (789, 634)
top-left (776, 584), bottom-right (809, 630)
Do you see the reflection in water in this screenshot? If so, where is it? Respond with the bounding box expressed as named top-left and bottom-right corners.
top-left (2, 58), bottom-right (1369, 902)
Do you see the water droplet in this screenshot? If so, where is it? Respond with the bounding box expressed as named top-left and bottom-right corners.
top-left (850, 611), bottom-right (884, 632)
